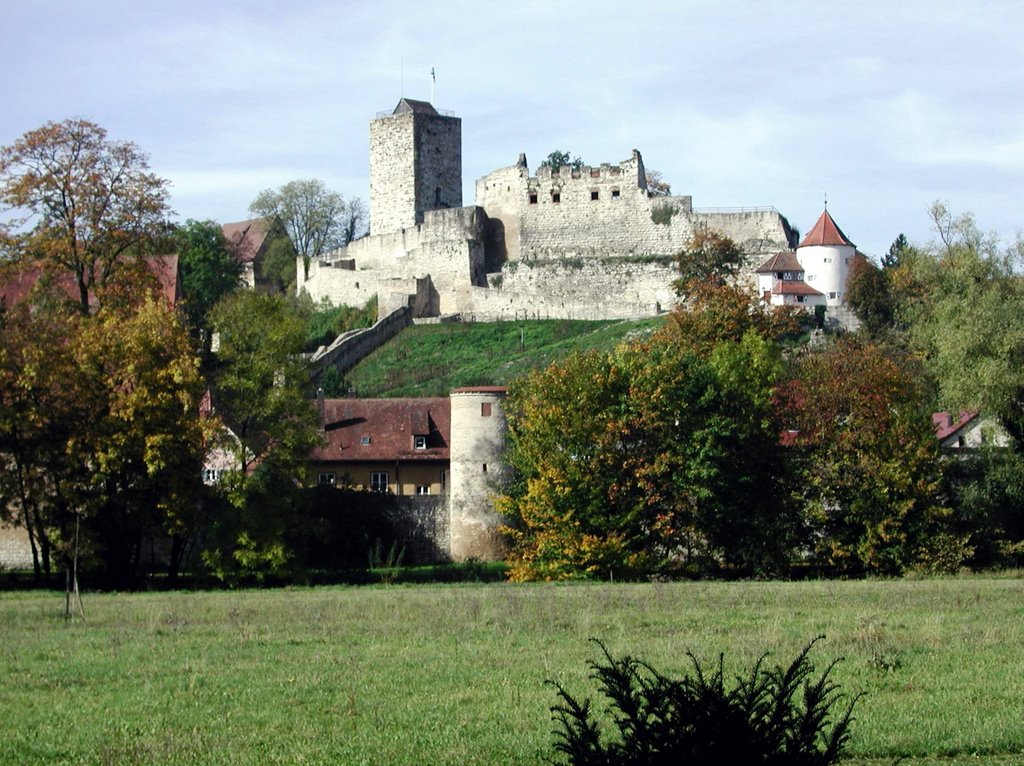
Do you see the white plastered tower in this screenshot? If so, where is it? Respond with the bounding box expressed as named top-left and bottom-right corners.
top-left (795, 209), bottom-right (857, 307)
top-left (448, 387), bottom-right (509, 561)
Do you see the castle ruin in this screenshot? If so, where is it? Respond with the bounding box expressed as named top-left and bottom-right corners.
top-left (297, 98), bottom-right (796, 320)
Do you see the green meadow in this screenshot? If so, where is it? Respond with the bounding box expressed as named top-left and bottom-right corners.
top-left (344, 318), bottom-right (665, 397)
top-left (2, 576), bottom-right (1023, 765)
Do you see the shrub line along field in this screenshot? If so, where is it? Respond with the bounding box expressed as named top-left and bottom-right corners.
top-left (1, 576), bottom-right (1023, 765)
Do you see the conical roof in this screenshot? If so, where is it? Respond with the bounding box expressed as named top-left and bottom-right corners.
top-left (798, 209), bottom-right (855, 248)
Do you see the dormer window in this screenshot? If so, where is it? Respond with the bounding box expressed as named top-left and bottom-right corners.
top-left (360, 436), bottom-right (371, 445)
top-left (414, 435), bottom-right (427, 450)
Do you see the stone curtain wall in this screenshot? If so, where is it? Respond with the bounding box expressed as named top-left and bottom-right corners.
top-left (0, 525), bottom-right (33, 570)
top-left (385, 495), bottom-right (449, 564)
top-left (462, 259), bottom-right (677, 321)
top-left (309, 306), bottom-right (412, 385)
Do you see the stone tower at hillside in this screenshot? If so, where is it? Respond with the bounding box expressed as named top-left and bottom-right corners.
top-left (369, 98), bottom-right (462, 235)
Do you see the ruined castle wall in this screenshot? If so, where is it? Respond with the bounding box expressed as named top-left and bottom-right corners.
top-left (456, 259), bottom-right (676, 321)
top-left (476, 153), bottom-right (699, 261)
top-left (301, 207), bottom-right (487, 311)
top-left (691, 210), bottom-right (794, 259)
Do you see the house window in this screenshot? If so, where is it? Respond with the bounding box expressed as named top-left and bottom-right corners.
top-left (797, 296), bottom-right (806, 303)
top-left (371, 472), bottom-right (389, 493)
top-left (416, 485), bottom-right (430, 495)
top-left (611, 189), bottom-right (620, 199)
top-left (360, 436), bottom-right (371, 445)
top-left (806, 274), bottom-right (816, 281)
top-left (481, 402), bottom-right (492, 417)
top-left (318, 472), bottom-right (336, 486)
top-left (202, 468), bottom-right (222, 484)
top-left (551, 191), bottom-right (561, 203)
top-left (529, 193), bottom-right (538, 204)
top-left (482, 463), bottom-right (488, 474)
top-left (413, 435), bottom-right (427, 450)
top-left (827, 292), bottom-right (837, 299)
top-left (590, 190), bottom-right (599, 201)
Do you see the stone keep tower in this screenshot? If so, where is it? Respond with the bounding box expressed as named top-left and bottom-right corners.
top-left (369, 98), bottom-right (462, 235)
top-left (448, 387), bottom-right (509, 561)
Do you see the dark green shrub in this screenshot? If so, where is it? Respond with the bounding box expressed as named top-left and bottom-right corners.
top-left (550, 637), bottom-right (860, 766)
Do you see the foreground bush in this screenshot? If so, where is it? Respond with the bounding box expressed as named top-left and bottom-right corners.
top-left (550, 637), bottom-right (860, 766)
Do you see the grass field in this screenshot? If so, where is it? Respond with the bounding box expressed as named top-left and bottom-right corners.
top-left (2, 576), bottom-right (1023, 765)
top-left (344, 317), bottom-right (665, 397)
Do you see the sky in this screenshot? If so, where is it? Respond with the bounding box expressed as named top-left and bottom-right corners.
top-left (3, 0), bottom-right (1022, 260)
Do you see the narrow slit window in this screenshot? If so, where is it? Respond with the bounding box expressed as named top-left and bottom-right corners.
top-left (590, 190), bottom-right (599, 201)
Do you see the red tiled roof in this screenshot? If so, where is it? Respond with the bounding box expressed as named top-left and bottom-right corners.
top-left (312, 398), bottom-right (451, 462)
top-left (755, 251), bottom-right (804, 274)
top-left (451, 386), bottom-right (508, 395)
top-left (222, 219), bottom-right (269, 264)
top-left (771, 280), bottom-right (823, 296)
top-left (798, 210), bottom-right (856, 248)
top-left (0, 255), bottom-right (180, 309)
top-left (932, 411), bottom-right (978, 440)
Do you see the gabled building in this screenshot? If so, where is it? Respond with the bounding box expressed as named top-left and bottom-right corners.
top-left (756, 209), bottom-right (868, 309)
top-left (932, 411), bottom-right (1011, 450)
top-left (222, 218), bottom-right (271, 291)
top-left (310, 396), bottom-right (452, 495)
top-left (307, 387), bottom-right (510, 561)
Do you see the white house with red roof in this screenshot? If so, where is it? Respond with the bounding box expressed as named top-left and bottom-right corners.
top-left (756, 209), bottom-right (867, 309)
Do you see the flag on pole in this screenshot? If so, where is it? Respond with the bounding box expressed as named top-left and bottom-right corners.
top-left (431, 67), bottom-right (436, 83)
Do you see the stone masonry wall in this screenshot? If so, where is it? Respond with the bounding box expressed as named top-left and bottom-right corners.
top-left (0, 525), bottom-right (34, 570)
top-left (458, 259), bottom-right (676, 321)
top-left (369, 108), bottom-right (461, 235)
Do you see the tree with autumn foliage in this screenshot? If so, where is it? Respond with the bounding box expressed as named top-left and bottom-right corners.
top-left (781, 338), bottom-right (956, 574)
top-left (0, 118), bottom-right (171, 312)
top-left (673, 227), bottom-right (748, 297)
top-left (0, 290), bottom-right (208, 586)
top-left (499, 285), bottom-right (800, 580)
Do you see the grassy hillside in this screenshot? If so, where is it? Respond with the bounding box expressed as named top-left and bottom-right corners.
top-left (2, 577), bottom-right (1023, 765)
top-left (343, 317), bottom-right (665, 397)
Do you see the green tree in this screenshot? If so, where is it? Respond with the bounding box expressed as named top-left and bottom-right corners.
top-left (0, 118), bottom-right (171, 312)
top-left (249, 179), bottom-right (361, 280)
top-left (540, 150), bottom-right (584, 172)
top-left (205, 291), bottom-right (323, 582)
top-left (899, 203), bottom-right (1024, 445)
top-left (174, 219), bottom-right (241, 354)
top-left (844, 257), bottom-right (894, 337)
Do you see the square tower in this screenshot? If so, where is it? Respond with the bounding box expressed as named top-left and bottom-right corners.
top-left (369, 99), bottom-right (462, 235)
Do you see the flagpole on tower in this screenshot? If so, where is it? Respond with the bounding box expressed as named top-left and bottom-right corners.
top-left (431, 66), bottom-right (435, 103)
